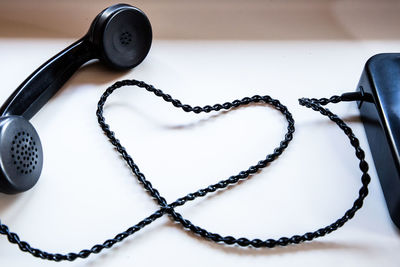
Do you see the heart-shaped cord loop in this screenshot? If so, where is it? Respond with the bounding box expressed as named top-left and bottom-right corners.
top-left (0, 81), bottom-right (370, 262)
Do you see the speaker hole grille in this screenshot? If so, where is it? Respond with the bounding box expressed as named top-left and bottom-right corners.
top-left (11, 132), bottom-right (38, 174)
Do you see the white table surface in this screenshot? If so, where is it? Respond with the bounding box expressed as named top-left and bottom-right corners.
top-left (0, 38), bottom-right (399, 267)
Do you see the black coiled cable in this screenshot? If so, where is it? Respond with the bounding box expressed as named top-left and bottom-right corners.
top-left (0, 80), bottom-right (370, 261)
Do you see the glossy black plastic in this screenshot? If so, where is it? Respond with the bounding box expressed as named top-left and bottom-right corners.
top-left (0, 116), bottom-right (43, 194)
top-left (357, 53), bottom-right (400, 228)
top-left (0, 4), bottom-right (152, 194)
top-left (0, 3), bottom-right (152, 120)
top-left (0, 39), bottom-right (93, 120)
top-left (89, 4), bottom-right (152, 70)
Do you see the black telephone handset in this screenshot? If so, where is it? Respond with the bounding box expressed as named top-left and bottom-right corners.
top-left (358, 53), bottom-right (400, 228)
top-left (0, 4), bottom-right (152, 194)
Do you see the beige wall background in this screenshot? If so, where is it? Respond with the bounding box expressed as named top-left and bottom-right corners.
top-left (0, 0), bottom-right (399, 40)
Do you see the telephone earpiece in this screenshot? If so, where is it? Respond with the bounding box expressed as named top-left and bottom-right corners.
top-left (89, 4), bottom-right (152, 69)
top-left (0, 4), bottom-right (152, 194)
